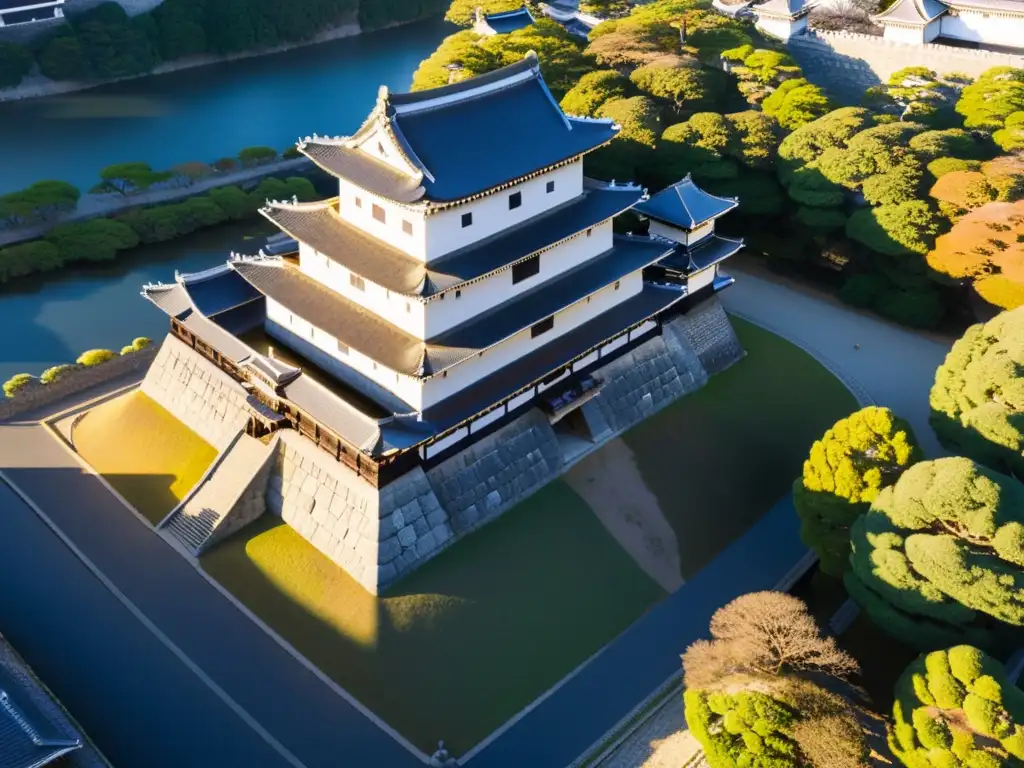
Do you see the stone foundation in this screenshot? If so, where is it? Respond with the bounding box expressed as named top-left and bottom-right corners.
top-left (151, 298), bottom-right (745, 593)
top-left (198, 435), bottom-right (278, 553)
top-left (141, 335), bottom-right (250, 450)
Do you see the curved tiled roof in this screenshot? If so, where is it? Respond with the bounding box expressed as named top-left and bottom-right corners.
top-left (634, 175), bottom-right (738, 231)
top-left (482, 5), bottom-right (536, 33)
top-left (299, 54), bottom-right (618, 206)
top-left (754, 0), bottom-right (811, 19)
top-left (872, 0), bottom-right (946, 23)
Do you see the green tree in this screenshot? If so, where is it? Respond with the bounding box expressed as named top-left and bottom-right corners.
top-left (588, 95), bottom-right (661, 182)
top-left (77, 349), bottom-right (116, 366)
top-left (890, 646), bottom-right (1024, 767)
top-left (237, 146), bottom-right (278, 166)
top-left (0, 42), bottom-right (32, 89)
top-left (206, 185), bottom-right (257, 220)
top-left (927, 156), bottom-right (981, 179)
top-left (725, 110), bottom-right (780, 171)
top-left (560, 69), bottom-right (631, 117)
top-left (579, 0), bottom-right (631, 15)
top-left (845, 457), bottom-right (1024, 652)
top-left (817, 122), bottom-right (926, 190)
top-left (151, 0), bottom-right (208, 60)
top-left (777, 107), bottom-right (875, 179)
top-left (629, 62), bottom-right (713, 112)
top-left (44, 219), bottom-right (139, 264)
top-left (20, 181), bottom-right (81, 219)
top-left (96, 162), bottom-right (173, 195)
top-left (38, 35), bottom-right (92, 81)
top-left (930, 307), bottom-right (1024, 478)
top-left (793, 406), bottom-right (921, 577)
top-left (846, 201), bottom-right (941, 256)
top-left (0, 241), bottom-right (63, 283)
top-left (956, 66), bottom-right (1024, 130)
top-left (172, 162), bottom-right (215, 184)
top-left (410, 30), bottom-right (498, 91)
top-left (908, 128), bottom-right (983, 160)
top-left (479, 19), bottom-right (592, 98)
top-left (75, 12), bottom-right (159, 79)
top-left (761, 78), bottom-right (832, 131)
top-left (861, 164), bottom-right (923, 206)
top-left (40, 365), bottom-right (76, 385)
top-left (2, 374), bottom-right (36, 399)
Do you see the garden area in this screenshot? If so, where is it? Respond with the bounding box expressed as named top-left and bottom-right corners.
top-left (199, 316), bottom-right (857, 756)
top-left (73, 390), bottom-right (217, 524)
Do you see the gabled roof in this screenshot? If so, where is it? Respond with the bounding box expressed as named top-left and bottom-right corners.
top-left (0, 0), bottom-right (63, 9)
top-left (871, 0), bottom-right (945, 24)
top-left (943, 0), bottom-right (1024, 12)
top-left (0, 667), bottom-right (81, 768)
top-left (261, 181), bottom-right (645, 297)
top-left (481, 5), bottom-right (536, 34)
top-left (634, 175), bottom-right (738, 231)
top-left (659, 234), bottom-right (744, 273)
top-left (230, 236), bottom-right (671, 379)
top-left (298, 53), bottom-right (618, 207)
top-left (754, 0), bottom-right (811, 19)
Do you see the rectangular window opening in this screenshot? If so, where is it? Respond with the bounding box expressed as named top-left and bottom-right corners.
top-left (455, 289), bottom-right (462, 298)
top-left (462, 212), bottom-right (473, 228)
top-left (586, 228), bottom-right (592, 237)
top-left (546, 180), bottom-right (555, 193)
top-left (512, 254), bottom-right (540, 284)
top-left (350, 274), bottom-right (366, 291)
top-left (402, 219), bottom-right (413, 235)
top-left (372, 204), bottom-right (386, 224)
top-left (337, 340), bottom-right (349, 355)
top-left (509, 191), bottom-right (522, 210)
top-left (531, 316), bottom-right (554, 338)
top-left (614, 280), bottom-right (621, 290)
top-left (354, 197), bottom-right (362, 209)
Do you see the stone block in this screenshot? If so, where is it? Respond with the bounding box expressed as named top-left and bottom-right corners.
top-left (314, 486), bottom-right (334, 514)
top-left (296, 492), bottom-right (315, 516)
top-left (412, 517), bottom-right (428, 537)
top-left (484, 490), bottom-right (502, 511)
top-left (378, 536), bottom-right (401, 565)
top-left (403, 499), bottom-right (424, 523)
top-left (415, 531), bottom-right (437, 558)
top-left (389, 509), bottom-right (405, 532)
top-left (432, 525), bottom-right (452, 546)
top-left (311, 526), bottom-right (334, 553)
top-left (426, 508), bottom-right (448, 529)
top-left (329, 493), bottom-right (351, 518)
top-left (397, 525), bottom-right (417, 548)
top-left (379, 562), bottom-right (398, 586)
top-left (300, 474), bottom-right (320, 498)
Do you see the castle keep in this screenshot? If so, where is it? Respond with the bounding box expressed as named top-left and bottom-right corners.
top-left (140, 53), bottom-right (744, 592)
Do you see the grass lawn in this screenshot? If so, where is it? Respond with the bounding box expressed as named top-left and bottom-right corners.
top-left (623, 317), bottom-right (858, 578)
top-left (202, 481), bottom-right (665, 756)
top-left (74, 390), bottom-right (218, 524)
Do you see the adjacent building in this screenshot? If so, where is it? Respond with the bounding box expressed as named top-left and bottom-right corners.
top-left (473, 4), bottom-right (536, 35)
top-left (141, 53), bottom-right (744, 592)
top-left (753, 0), bottom-right (811, 39)
top-left (870, 0), bottom-right (1024, 48)
top-left (0, 0), bottom-right (64, 27)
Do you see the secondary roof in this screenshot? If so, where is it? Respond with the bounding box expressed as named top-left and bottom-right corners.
top-left (634, 175), bottom-right (738, 231)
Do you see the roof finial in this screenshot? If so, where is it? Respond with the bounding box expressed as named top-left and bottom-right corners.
top-left (378, 84), bottom-right (390, 102)
top-left (446, 62), bottom-right (465, 85)
top-left (475, 5), bottom-right (483, 23)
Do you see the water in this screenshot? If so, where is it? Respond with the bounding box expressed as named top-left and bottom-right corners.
top-left (0, 18), bottom-right (451, 381)
top-left (0, 19), bottom-right (451, 195)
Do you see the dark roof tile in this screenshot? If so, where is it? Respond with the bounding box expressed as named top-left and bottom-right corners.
top-left (635, 175), bottom-right (738, 230)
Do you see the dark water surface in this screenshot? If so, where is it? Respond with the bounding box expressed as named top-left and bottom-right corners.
top-left (0, 18), bottom-right (450, 380)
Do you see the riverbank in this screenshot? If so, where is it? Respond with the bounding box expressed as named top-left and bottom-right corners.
top-left (0, 15), bottom-right (415, 104)
top-left (0, 157), bottom-right (312, 249)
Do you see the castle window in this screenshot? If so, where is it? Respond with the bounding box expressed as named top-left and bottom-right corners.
top-left (378, 141), bottom-right (387, 157)
top-left (512, 255), bottom-right (540, 284)
top-left (614, 280), bottom-right (621, 290)
top-left (289, 313), bottom-right (293, 325)
top-left (455, 289), bottom-right (461, 298)
top-left (546, 180), bottom-right (555, 193)
top-left (509, 191), bottom-right (522, 210)
top-left (586, 228), bottom-right (592, 237)
top-left (310, 326), bottom-right (315, 339)
top-left (531, 316), bottom-right (554, 338)
top-left (337, 340), bottom-right (349, 355)
top-left (372, 204), bottom-right (386, 223)
top-left (462, 212), bottom-right (473, 228)
top-left (350, 274), bottom-right (365, 291)
top-left (406, 302), bottom-right (411, 313)
top-left (402, 219), bottom-right (413, 235)
top-left (355, 197), bottom-right (362, 209)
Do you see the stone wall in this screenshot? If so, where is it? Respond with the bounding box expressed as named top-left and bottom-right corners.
top-left (425, 409), bottom-right (564, 537)
top-left (787, 28), bottom-right (1024, 104)
top-left (0, 347), bottom-right (157, 422)
top-left (141, 334), bottom-right (250, 450)
top-left (201, 435), bottom-right (278, 553)
top-left (266, 431), bottom-right (451, 593)
top-left (672, 296), bottom-right (744, 375)
top-left (64, 0), bottom-right (166, 16)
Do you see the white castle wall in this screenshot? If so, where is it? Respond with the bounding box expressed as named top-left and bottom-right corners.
top-left (648, 219), bottom-right (713, 247)
top-left (941, 11), bottom-right (1024, 48)
top-left (336, 179), bottom-right (428, 261)
top-left (786, 28), bottom-right (1024, 104)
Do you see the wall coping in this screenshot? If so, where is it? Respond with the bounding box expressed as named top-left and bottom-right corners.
top-left (798, 26), bottom-right (1024, 61)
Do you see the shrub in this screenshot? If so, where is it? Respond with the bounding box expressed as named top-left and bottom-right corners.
top-left (282, 146), bottom-right (302, 159)
top-left (76, 349), bottom-right (115, 366)
top-left (40, 364), bottom-right (76, 384)
top-left (3, 373), bottom-right (35, 398)
top-left (213, 157), bottom-right (239, 173)
top-left (793, 406), bottom-right (921, 576)
top-left (131, 337), bottom-right (151, 351)
top-left (120, 345), bottom-right (134, 355)
top-left (845, 457), bottom-right (1024, 652)
top-left (238, 146), bottom-right (278, 166)
top-left (890, 646), bottom-right (1024, 767)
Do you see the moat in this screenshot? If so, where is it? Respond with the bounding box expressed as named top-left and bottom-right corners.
top-left (0, 17), bottom-right (450, 382)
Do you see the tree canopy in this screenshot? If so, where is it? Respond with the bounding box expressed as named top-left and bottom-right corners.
top-left (956, 66), bottom-right (1024, 130)
top-left (95, 162), bottom-right (174, 195)
top-left (444, 0), bottom-right (521, 26)
top-left (890, 645), bottom-right (1024, 767)
top-left (845, 456), bottom-right (1024, 652)
top-left (560, 69), bottom-right (631, 117)
top-left (761, 78), bottom-right (832, 131)
top-left (930, 307), bottom-right (1024, 478)
top-left (794, 406), bottom-right (921, 577)
top-left (0, 42), bottom-right (32, 89)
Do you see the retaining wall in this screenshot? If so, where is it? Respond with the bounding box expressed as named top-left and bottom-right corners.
top-left (0, 347), bottom-right (157, 421)
top-left (140, 334), bottom-right (250, 450)
top-left (787, 28), bottom-right (1024, 104)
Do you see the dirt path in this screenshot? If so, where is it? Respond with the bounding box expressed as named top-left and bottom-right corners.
top-left (566, 438), bottom-right (683, 593)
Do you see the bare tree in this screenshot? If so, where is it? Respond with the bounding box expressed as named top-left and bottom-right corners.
top-left (683, 592), bottom-right (859, 689)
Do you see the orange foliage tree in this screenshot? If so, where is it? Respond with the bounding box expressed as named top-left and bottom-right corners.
top-left (927, 200), bottom-right (1024, 309)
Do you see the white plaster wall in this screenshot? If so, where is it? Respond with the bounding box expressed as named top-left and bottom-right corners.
top-left (423, 220), bottom-right (614, 337)
top-left (423, 162), bottom-right (584, 262)
top-left (265, 298), bottom-right (425, 410)
top-left (941, 12), bottom-right (1024, 48)
top-left (648, 219), bottom-right (714, 246)
top-left (336, 180), bottom-right (427, 261)
top-left (756, 15), bottom-right (806, 41)
top-left (353, 123), bottom-right (419, 176)
top-left (882, 23), bottom-right (930, 44)
top-left (689, 266), bottom-right (716, 293)
top-left (298, 241), bottom-right (427, 337)
top-left (421, 272), bottom-right (643, 408)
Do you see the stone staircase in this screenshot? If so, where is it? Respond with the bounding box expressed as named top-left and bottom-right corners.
top-left (161, 434), bottom-right (274, 555)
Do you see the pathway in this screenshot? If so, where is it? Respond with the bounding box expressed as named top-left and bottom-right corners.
top-left (0, 157), bottom-right (311, 249)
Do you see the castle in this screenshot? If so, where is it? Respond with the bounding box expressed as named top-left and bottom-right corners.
top-left (140, 53), bottom-right (744, 593)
